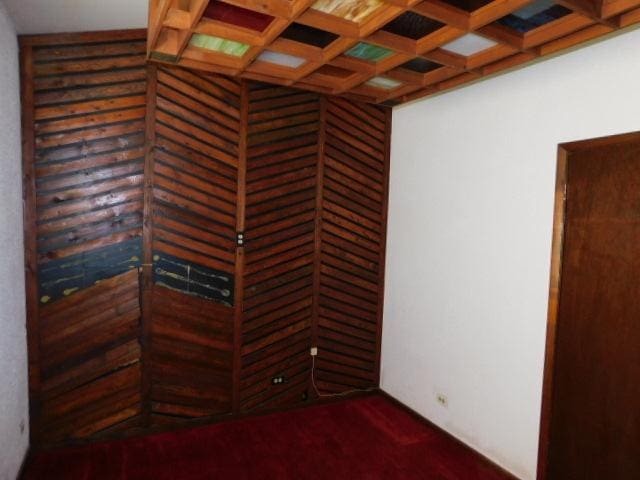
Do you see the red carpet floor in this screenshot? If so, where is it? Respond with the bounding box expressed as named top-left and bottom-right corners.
top-left (23, 394), bottom-right (513, 480)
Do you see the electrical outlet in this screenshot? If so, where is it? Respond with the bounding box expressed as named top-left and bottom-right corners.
top-left (436, 393), bottom-right (448, 408)
top-left (310, 347), bottom-right (318, 356)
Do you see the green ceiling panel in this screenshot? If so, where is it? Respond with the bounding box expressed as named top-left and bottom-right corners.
top-left (190, 34), bottom-right (250, 57)
top-left (345, 42), bottom-right (394, 62)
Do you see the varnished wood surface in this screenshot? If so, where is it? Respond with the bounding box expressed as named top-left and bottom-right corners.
top-left (20, 42), bottom-right (41, 444)
top-left (150, 65), bottom-right (240, 306)
top-left (38, 270), bottom-right (143, 443)
top-left (540, 132), bottom-right (640, 479)
top-left (240, 83), bottom-right (320, 411)
top-left (22, 29), bottom-right (392, 447)
top-left (315, 97), bottom-right (388, 393)
top-left (141, 64), bottom-right (158, 428)
top-left (30, 33), bottom-right (147, 280)
top-left (309, 95), bottom-right (328, 399)
top-left (22, 31), bottom-right (148, 444)
top-left (151, 285), bottom-right (234, 421)
top-left (536, 148), bottom-right (567, 480)
top-left (232, 81), bottom-right (249, 414)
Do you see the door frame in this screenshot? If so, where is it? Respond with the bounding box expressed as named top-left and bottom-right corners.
top-left (536, 130), bottom-right (640, 480)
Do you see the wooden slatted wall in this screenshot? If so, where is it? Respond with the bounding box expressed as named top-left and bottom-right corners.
top-left (240, 84), bottom-right (320, 412)
top-left (33, 34), bottom-right (147, 301)
top-left (150, 286), bottom-right (234, 423)
top-left (315, 98), bottom-right (390, 394)
top-left (151, 66), bottom-right (240, 304)
top-left (38, 271), bottom-right (142, 443)
top-left (149, 66), bottom-right (241, 422)
top-left (21, 29), bottom-right (391, 447)
top-left (25, 30), bottom-right (148, 443)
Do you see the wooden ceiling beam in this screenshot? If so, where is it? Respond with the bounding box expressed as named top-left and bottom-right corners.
top-left (557, 0), bottom-right (602, 18)
top-left (411, 1), bottom-right (470, 30)
top-left (619, 5), bottom-right (640, 26)
top-left (557, 0), bottom-right (620, 26)
top-left (478, 24), bottom-right (526, 50)
top-left (602, 0), bottom-right (640, 17)
top-left (221, 0), bottom-right (292, 18)
top-left (469, 0), bottom-right (534, 30)
top-left (148, 0), bottom-right (173, 56)
top-left (522, 13), bottom-right (594, 49)
top-left (537, 22), bottom-right (615, 55)
top-left (175, 0), bottom-right (210, 58)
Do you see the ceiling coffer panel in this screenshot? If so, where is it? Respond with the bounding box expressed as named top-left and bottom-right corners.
top-left (148, 0), bottom-right (640, 104)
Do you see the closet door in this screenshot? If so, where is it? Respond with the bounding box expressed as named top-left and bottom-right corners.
top-left (22, 31), bottom-right (149, 443)
top-left (239, 84), bottom-right (320, 412)
top-left (146, 66), bottom-right (241, 424)
top-left (315, 98), bottom-right (390, 393)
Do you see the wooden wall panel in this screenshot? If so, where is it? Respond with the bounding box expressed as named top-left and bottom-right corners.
top-left (151, 66), bottom-right (241, 305)
top-left (150, 285), bottom-right (233, 423)
top-left (33, 33), bottom-right (147, 304)
top-left (38, 270), bottom-right (142, 443)
top-left (315, 98), bottom-right (390, 394)
top-left (148, 66), bottom-right (241, 422)
top-left (26, 31), bottom-right (148, 443)
top-left (239, 84), bottom-right (320, 412)
top-left (21, 29), bottom-right (391, 446)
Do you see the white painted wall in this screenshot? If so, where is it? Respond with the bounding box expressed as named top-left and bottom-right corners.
top-left (0, 2), bottom-right (29, 479)
top-left (381, 26), bottom-right (640, 480)
top-left (2, 0), bottom-right (147, 34)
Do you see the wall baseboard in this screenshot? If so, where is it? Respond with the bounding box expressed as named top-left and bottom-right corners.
top-left (378, 390), bottom-right (521, 480)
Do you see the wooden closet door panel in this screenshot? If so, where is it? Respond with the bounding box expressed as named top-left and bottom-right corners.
top-left (149, 66), bottom-right (241, 424)
top-left (240, 84), bottom-right (320, 412)
top-left (315, 98), bottom-right (390, 393)
top-left (149, 285), bottom-right (234, 422)
top-left (548, 140), bottom-right (640, 479)
top-left (26, 32), bottom-right (148, 443)
top-left (151, 66), bottom-right (239, 303)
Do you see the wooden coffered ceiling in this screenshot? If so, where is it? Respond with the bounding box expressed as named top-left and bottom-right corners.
top-left (148, 0), bottom-right (640, 105)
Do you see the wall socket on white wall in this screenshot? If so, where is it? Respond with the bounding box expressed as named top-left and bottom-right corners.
top-left (436, 393), bottom-right (448, 408)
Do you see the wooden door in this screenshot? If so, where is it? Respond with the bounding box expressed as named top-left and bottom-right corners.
top-left (538, 132), bottom-right (640, 479)
top-left (21, 31), bottom-right (149, 444)
top-left (239, 83), bottom-right (320, 412)
top-left (146, 65), bottom-right (241, 424)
